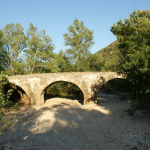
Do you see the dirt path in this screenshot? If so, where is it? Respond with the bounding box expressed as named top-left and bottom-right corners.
top-left (0, 91), bottom-right (150, 150)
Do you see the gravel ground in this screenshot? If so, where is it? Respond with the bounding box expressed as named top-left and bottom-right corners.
top-left (0, 91), bottom-right (150, 150)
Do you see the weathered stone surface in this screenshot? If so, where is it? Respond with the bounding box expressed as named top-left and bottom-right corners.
top-left (7, 72), bottom-right (127, 106)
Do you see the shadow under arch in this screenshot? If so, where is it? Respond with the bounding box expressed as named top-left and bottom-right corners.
top-left (6, 82), bottom-right (30, 106)
top-left (42, 80), bottom-right (84, 105)
top-left (99, 78), bottom-right (130, 93)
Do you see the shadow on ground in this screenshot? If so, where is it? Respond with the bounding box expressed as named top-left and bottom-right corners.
top-left (1, 91), bottom-right (149, 150)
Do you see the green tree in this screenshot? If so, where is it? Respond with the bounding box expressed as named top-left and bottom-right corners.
top-left (54, 50), bottom-right (72, 72)
top-left (63, 18), bottom-right (95, 72)
top-left (95, 40), bottom-right (126, 72)
top-left (25, 23), bottom-right (56, 74)
top-left (0, 30), bottom-right (2, 48)
top-left (110, 9), bottom-right (150, 113)
top-left (0, 71), bottom-right (19, 133)
top-left (0, 30), bottom-right (6, 71)
top-left (87, 53), bottom-right (105, 71)
top-left (1, 23), bottom-right (26, 75)
top-left (110, 9), bottom-right (150, 71)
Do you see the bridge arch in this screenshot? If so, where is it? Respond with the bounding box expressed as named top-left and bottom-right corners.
top-left (100, 78), bottom-right (129, 92)
top-left (4, 81), bottom-right (31, 106)
top-left (39, 80), bottom-right (85, 105)
top-left (8, 80), bottom-right (30, 98)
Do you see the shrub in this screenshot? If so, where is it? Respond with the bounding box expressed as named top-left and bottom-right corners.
top-left (0, 71), bottom-right (19, 133)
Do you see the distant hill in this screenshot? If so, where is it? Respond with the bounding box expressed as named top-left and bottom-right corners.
top-left (95, 40), bottom-right (125, 71)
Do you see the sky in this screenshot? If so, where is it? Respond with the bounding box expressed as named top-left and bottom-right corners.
top-left (1, 0), bottom-right (150, 54)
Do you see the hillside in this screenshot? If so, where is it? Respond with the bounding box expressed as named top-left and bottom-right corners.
top-left (95, 40), bottom-right (125, 71)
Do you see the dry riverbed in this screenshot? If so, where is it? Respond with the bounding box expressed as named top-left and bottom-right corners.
top-left (0, 91), bottom-right (150, 150)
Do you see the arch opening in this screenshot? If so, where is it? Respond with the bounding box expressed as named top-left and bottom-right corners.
top-left (6, 83), bottom-right (30, 107)
top-left (43, 81), bottom-right (84, 105)
top-left (100, 78), bottom-right (132, 99)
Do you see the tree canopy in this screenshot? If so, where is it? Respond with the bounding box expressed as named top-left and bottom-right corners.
top-left (63, 18), bottom-right (95, 71)
top-left (110, 9), bottom-right (150, 72)
top-left (25, 23), bottom-right (56, 74)
top-left (0, 30), bottom-right (6, 71)
top-left (1, 23), bottom-right (26, 75)
top-left (110, 9), bottom-right (150, 112)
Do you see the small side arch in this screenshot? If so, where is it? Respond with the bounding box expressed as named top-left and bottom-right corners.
top-left (5, 82), bottom-right (30, 106)
top-left (7, 81), bottom-right (29, 98)
top-left (100, 78), bottom-right (129, 93)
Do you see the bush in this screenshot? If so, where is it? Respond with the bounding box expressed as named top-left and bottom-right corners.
top-left (0, 71), bottom-right (19, 133)
top-left (127, 70), bottom-right (150, 114)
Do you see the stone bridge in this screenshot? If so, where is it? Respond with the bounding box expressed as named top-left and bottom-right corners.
top-left (7, 72), bottom-right (127, 106)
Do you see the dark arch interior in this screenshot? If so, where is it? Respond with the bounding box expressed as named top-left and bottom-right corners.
top-left (100, 78), bottom-right (131, 94)
top-left (6, 83), bottom-right (29, 106)
top-left (43, 81), bottom-right (84, 104)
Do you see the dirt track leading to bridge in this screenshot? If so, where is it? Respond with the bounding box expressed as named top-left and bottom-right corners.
top-left (0, 91), bottom-right (150, 150)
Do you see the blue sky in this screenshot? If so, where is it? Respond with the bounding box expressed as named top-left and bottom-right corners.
top-left (1, 0), bottom-right (150, 54)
